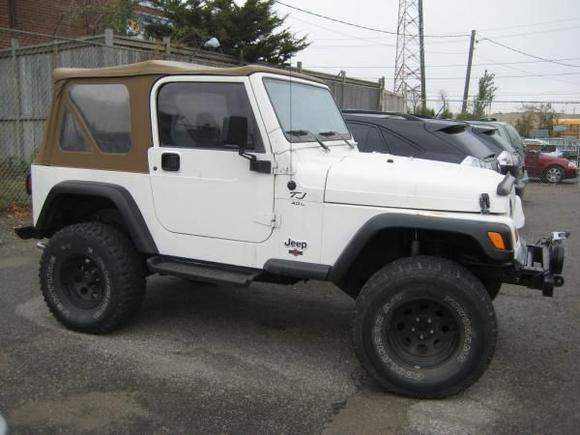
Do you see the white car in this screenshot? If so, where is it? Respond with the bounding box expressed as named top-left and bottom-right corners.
top-left (17, 60), bottom-right (567, 399)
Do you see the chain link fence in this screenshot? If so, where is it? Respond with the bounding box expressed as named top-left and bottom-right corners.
top-left (0, 26), bottom-right (403, 243)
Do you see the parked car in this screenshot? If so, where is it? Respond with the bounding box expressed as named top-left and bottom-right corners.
top-left (525, 144), bottom-right (578, 183)
top-left (523, 138), bottom-right (579, 163)
top-left (467, 121), bottom-right (528, 197)
top-left (16, 60), bottom-right (567, 399)
top-left (342, 110), bottom-right (499, 171)
top-left (478, 118), bottom-right (525, 158)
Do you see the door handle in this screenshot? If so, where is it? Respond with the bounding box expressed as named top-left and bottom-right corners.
top-left (161, 153), bottom-right (180, 171)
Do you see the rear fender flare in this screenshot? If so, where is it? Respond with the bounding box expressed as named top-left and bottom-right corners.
top-left (36, 181), bottom-right (158, 254)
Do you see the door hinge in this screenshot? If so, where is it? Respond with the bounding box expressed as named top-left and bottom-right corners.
top-left (254, 213), bottom-right (280, 228)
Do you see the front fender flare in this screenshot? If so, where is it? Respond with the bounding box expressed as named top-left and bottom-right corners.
top-left (328, 213), bottom-right (513, 285)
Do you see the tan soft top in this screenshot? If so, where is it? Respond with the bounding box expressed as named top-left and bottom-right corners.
top-left (53, 60), bottom-right (321, 83)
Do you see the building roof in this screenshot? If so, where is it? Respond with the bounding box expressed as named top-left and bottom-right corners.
top-left (53, 60), bottom-right (321, 83)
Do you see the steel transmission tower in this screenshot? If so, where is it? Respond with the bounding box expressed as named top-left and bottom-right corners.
top-left (394, 0), bottom-right (425, 112)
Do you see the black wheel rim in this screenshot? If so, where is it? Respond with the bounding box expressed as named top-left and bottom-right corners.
top-left (60, 255), bottom-right (106, 309)
top-left (386, 298), bottom-right (461, 368)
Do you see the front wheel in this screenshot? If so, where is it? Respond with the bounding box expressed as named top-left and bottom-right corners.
top-left (352, 256), bottom-right (497, 399)
top-left (543, 165), bottom-right (564, 183)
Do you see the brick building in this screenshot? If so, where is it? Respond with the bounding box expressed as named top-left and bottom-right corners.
top-left (0, 0), bottom-right (164, 48)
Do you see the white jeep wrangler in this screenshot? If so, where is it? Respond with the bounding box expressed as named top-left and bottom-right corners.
top-left (17, 60), bottom-right (567, 398)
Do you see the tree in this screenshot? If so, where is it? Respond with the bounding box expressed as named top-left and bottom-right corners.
top-left (80, 0), bottom-right (136, 35)
top-left (437, 89), bottom-right (453, 119)
top-left (514, 110), bottom-right (535, 137)
top-left (144, 0), bottom-right (309, 64)
top-left (514, 103), bottom-right (559, 137)
top-left (472, 70), bottom-right (497, 119)
top-left (413, 106), bottom-right (436, 117)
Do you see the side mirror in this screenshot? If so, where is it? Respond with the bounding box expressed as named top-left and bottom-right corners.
top-left (224, 116), bottom-right (271, 174)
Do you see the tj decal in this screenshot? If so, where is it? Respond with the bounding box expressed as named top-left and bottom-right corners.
top-left (285, 238), bottom-right (308, 256)
top-left (290, 191), bottom-right (307, 206)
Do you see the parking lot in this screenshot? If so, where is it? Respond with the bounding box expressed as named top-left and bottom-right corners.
top-left (0, 181), bottom-right (579, 434)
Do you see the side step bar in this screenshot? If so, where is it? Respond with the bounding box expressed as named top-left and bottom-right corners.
top-left (147, 256), bottom-right (259, 286)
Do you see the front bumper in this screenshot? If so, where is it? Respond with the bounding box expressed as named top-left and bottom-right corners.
top-left (504, 232), bottom-right (568, 297)
top-left (564, 166), bottom-right (578, 180)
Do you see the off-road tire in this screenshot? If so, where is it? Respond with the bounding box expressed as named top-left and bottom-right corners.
top-left (352, 256), bottom-right (497, 399)
top-left (542, 165), bottom-right (564, 184)
top-left (39, 222), bottom-right (146, 334)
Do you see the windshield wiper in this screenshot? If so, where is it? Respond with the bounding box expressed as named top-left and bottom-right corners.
top-left (285, 129), bottom-right (329, 151)
top-left (319, 131), bottom-right (355, 148)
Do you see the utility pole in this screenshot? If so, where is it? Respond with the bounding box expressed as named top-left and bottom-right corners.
top-left (418, 0), bottom-right (426, 111)
top-left (461, 30), bottom-right (476, 115)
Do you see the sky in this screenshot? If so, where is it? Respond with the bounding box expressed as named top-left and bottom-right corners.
top-left (271, 0), bottom-right (580, 114)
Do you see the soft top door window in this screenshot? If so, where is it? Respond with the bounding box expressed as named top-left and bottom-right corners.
top-left (157, 82), bottom-right (263, 152)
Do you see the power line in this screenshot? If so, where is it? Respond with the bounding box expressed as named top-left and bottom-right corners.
top-left (475, 54), bottom-right (580, 88)
top-left (479, 37), bottom-right (580, 68)
top-left (486, 25), bottom-right (580, 40)
top-left (478, 16), bottom-right (580, 32)
top-left (287, 15), bottom-right (398, 47)
top-left (274, 0), bottom-right (470, 38)
top-left (426, 98), bottom-right (580, 104)
top-left (309, 71), bottom-right (580, 81)
top-left (301, 57), bottom-right (580, 69)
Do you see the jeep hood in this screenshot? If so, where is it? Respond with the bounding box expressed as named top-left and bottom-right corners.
top-left (325, 154), bottom-right (510, 214)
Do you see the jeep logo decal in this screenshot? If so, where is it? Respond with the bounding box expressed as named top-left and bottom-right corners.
top-left (285, 238), bottom-right (308, 256)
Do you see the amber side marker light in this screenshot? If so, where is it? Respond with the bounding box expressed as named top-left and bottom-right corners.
top-left (488, 231), bottom-right (506, 250)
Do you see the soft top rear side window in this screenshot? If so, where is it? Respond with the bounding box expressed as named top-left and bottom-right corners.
top-left (69, 84), bottom-right (132, 154)
top-left (59, 106), bottom-right (90, 152)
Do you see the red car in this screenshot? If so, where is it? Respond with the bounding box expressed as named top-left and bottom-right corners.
top-left (525, 146), bottom-right (578, 183)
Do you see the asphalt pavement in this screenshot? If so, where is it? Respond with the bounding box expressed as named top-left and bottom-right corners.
top-left (0, 181), bottom-right (579, 434)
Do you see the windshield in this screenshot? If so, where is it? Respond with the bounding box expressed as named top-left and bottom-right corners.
top-left (263, 78), bottom-right (350, 142)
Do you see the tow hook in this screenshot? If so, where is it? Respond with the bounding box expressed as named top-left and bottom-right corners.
top-left (552, 231), bottom-right (570, 241)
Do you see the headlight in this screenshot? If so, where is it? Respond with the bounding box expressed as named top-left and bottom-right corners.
top-left (461, 156), bottom-right (496, 170)
top-left (569, 161), bottom-right (577, 168)
top-left (497, 150), bottom-right (515, 166)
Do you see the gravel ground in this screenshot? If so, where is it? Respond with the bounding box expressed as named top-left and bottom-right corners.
top-left (0, 181), bottom-right (579, 434)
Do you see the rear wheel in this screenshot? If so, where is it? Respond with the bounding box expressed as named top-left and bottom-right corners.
top-left (543, 165), bottom-right (564, 183)
top-left (40, 222), bottom-right (146, 334)
top-left (352, 256), bottom-right (497, 398)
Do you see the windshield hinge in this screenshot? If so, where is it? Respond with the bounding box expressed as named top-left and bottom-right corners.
top-left (254, 213), bottom-right (280, 228)
top-left (480, 193), bottom-right (490, 214)
top-left (272, 163), bottom-right (293, 175)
